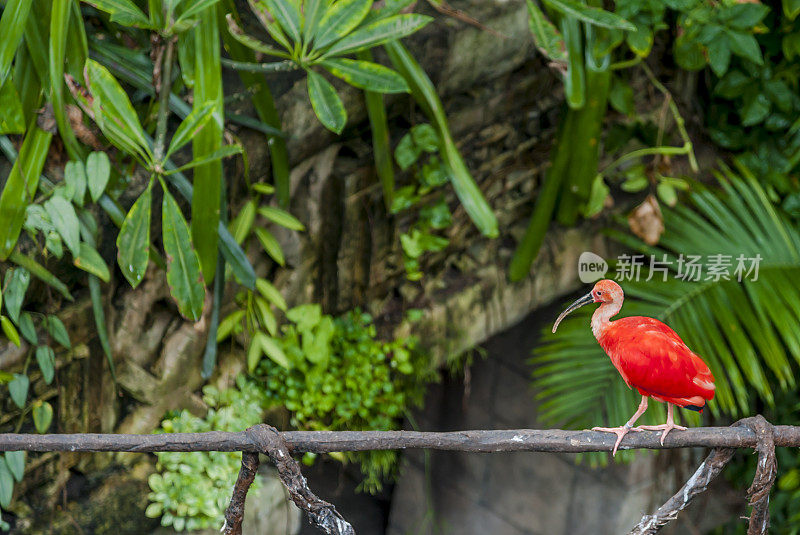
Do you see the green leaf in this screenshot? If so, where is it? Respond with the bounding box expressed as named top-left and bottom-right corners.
top-left (166, 101), bottom-right (217, 158)
top-left (254, 227), bottom-right (285, 265)
top-left (216, 309), bottom-right (245, 342)
top-left (164, 144), bottom-right (242, 174)
top-left (256, 278), bottom-right (287, 310)
top-left (583, 174), bottom-right (608, 217)
top-left (0, 459), bottom-right (13, 508)
top-left (84, 59), bottom-right (153, 162)
top-left (725, 30), bottom-right (763, 65)
top-left (224, 14), bottom-right (291, 58)
top-left (322, 14), bottom-right (432, 56)
top-left (50, 0), bottom-right (83, 160)
top-left (162, 188), bottom-right (206, 321)
top-left (321, 58), bottom-right (408, 93)
top-left (32, 400), bottom-right (53, 433)
top-left (64, 160), bottom-right (87, 206)
top-left (0, 125), bottom-right (52, 260)
top-left (303, 0), bottom-right (329, 40)
top-left (17, 312), bottom-right (36, 344)
top-left (543, 0), bottom-right (635, 30)
top-left (86, 151), bottom-right (111, 202)
top-left (313, 0), bottom-right (372, 49)
top-left (0, 0), bottom-right (34, 88)
top-left (229, 199), bottom-right (257, 244)
top-left (251, 331), bottom-right (291, 370)
top-left (117, 182), bottom-right (152, 288)
top-left (4, 452), bottom-right (25, 482)
top-left (0, 80), bottom-right (26, 134)
top-left (1, 316), bottom-right (20, 347)
top-left (8, 250), bottom-right (73, 302)
top-left (35, 345), bottom-right (55, 384)
top-left (258, 206), bottom-right (305, 230)
top-left (264, 0), bottom-right (302, 43)
top-left (44, 196), bottom-right (80, 257)
top-left (385, 41), bottom-right (498, 237)
top-left (526, 0), bottom-right (566, 63)
top-left (3, 267), bottom-right (29, 323)
top-left (8, 373), bottom-right (29, 408)
top-left (82, 0), bottom-right (151, 27)
top-left (176, 0), bottom-right (222, 25)
top-left (657, 181), bottom-right (678, 207)
top-left (306, 69), bottom-right (346, 134)
top-left (785, 0), bottom-right (800, 20)
top-left (189, 5), bottom-right (224, 284)
top-left (46, 315), bottom-right (71, 349)
top-left (74, 242), bottom-right (111, 282)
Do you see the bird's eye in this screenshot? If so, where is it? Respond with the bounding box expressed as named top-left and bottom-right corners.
top-left (596, 291), bottom-right (603, 296)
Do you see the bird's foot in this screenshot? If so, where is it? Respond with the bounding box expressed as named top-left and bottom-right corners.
top-left (634, 423), bottom-right (688, 445)
top-left (591, 425), bottom-right (641, 456)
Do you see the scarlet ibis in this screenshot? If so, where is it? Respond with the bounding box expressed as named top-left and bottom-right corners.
top-left (552, 279), bottom-right (715, 455)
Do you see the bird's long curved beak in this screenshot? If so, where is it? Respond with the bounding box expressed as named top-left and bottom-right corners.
top-left (552, 293), bottom-right (595, 333)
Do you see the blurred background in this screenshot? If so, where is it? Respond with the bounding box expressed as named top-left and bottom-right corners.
top-left (0, 0), bottom-right (799, 533)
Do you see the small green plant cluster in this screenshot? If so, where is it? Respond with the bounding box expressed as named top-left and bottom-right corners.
top-left (249, 305), bottom-right (434, 492)
top-left (391, 123), bottom-right (453, 280)
top-left (146, 377), bottom-right (268, 532)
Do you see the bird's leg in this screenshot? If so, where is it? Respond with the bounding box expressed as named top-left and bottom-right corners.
top-left (591, 395), bottom-right (648, 456)
top-left (635, 403), bottom-right (688, 445)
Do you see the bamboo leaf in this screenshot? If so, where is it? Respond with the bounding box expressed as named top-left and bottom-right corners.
top-left (256, 278), bottom-right (287, 310)
top-left (74, 242), bottom-right (111, 282)
top-left (306, 69), bottom-right (346, 133)
top-left (176, 0), bottom-right (222, 25)
top-left (191, 5), bottom-right (225, 283)
top-left (313, 0), bottom-right (372, 49)
top-left (166, 101), bottom-right (217, 158)
top-left (254, 227), bottom-right (285, 265)
top-left (543, 0), bottom-right (635, 31)
top-left (322, 14), bottom-right (432, 56)
top-left (258, 205), bottom-right (305, 230)
top-left (116, 181), bottom-right (152, 288)
top-left (50, 0), bottom-right (82, 159)
top-left (321, 58), bottom-right (408, 93)
top-left (44, 196), bottom-right (81, 257)
top-left (162, 188), bottom-right (206, 321)
top-left (86, 151), bottom-right (111, 202)
top-left (1, 316), bottom-right (20, 347)
top-left (0, 124), bottom-right (51, 259)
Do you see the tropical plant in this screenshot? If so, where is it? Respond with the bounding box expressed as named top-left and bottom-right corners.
top-left (531, 165), bottom-right (800, 456)
top-left (147, 377), bottom-right (269, 531)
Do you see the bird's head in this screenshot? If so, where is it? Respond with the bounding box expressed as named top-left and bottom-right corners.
top-left (552, 279), bottom-right (623, 333)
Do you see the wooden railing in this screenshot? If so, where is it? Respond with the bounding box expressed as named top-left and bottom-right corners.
top-left (0, 416), bottom-right (785, 535)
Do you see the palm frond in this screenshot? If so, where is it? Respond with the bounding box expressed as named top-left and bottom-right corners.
top-left (532, 163), bottom-right (800, 434)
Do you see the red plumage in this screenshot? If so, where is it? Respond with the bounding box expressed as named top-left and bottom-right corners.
top-left (597, 316), bottom-right (715, 410)
top-left (552, 278), bottom-right (716, 455)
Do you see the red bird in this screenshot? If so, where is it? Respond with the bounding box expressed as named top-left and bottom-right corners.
top-left (552, 279), bottom-right (715, 456)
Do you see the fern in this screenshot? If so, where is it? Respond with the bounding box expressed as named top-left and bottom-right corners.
top-left (531, 164), bottom-right (800, 438)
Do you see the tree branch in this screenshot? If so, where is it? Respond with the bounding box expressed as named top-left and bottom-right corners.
top-left (1, 425), bottom-right (799, 454)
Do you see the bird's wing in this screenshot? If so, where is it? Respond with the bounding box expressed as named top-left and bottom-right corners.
top-left (601, 317), bottom-right (715, 401)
